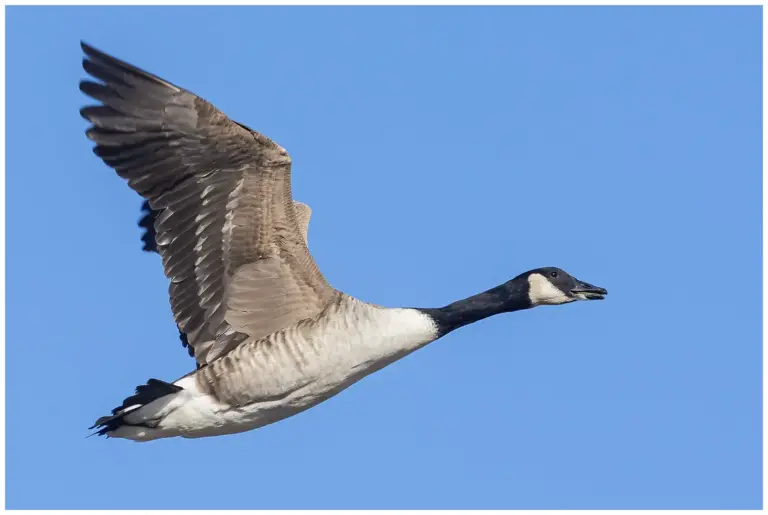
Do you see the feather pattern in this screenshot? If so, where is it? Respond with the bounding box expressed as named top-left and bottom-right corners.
top-left (80, 42), bottom-right (335, 366)
top-left (193, 294), bottom-right (438, 410)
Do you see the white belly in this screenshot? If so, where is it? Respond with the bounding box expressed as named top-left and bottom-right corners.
top-left (118, 298), bottom-right (439, 441)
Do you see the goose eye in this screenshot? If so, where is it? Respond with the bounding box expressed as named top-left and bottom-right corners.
top-left (550, 271), bottom-right (558, 278)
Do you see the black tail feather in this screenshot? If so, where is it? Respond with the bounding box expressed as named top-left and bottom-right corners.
top-left (89, 378), bottom-right (183, 437)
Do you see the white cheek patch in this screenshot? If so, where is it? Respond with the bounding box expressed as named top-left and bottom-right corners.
top-left (527, 274), bottom-right (574, 306)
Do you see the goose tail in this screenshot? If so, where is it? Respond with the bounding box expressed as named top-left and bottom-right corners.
top-left (89, 378), bottom-right (183, 441)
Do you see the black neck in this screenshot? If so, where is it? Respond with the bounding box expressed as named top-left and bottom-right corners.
top-left (417, 278), bottom-right (531, 337)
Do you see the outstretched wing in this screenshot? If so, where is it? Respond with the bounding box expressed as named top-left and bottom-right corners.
top-left (80, 42), bottom-right (336, 365)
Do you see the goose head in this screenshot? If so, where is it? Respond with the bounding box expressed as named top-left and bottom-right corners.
top-left (520, 267), bottom-right (607, 307)
top-left (418, 266), bottom-right (607, 337)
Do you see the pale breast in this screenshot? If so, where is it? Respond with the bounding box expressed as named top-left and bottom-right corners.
top-left (194, 294), bottom-right (439, 409)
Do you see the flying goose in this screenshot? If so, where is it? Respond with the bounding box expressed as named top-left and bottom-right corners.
top-left (80, 42), bottom-right (608, 442)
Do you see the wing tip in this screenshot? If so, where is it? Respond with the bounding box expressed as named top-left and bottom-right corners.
top-left (79, 39), bottom-right (182, 92)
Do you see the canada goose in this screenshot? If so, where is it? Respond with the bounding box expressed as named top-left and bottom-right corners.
top-left (80, 42), bottom-right (607, 442)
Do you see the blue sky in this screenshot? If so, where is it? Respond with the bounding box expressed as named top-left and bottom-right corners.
top-left (6, 5), bottom-right (762, 510)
